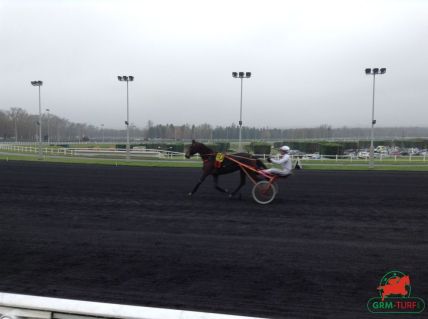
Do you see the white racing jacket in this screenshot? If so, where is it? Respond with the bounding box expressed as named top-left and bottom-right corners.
top-left (270, 154), bottom-right (292, 174)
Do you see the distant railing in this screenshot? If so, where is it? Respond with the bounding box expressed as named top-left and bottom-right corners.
top-left (1, 144), bottom-right (427, 163)
top-left (0, 144), bottom-right (191, 159)
top-left (256, 153), bottom-right (428, 162)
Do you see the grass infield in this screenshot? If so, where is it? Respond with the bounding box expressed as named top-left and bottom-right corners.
top-left (0, 154), bottom-right (201, 168)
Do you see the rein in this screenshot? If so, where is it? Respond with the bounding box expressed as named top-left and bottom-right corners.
top-left (224, 155), bottom-right (272, 179)
top-left (195, 150), bottom-right (273, 180)
top-left (197, 152), bottom-right (258, 163)
top-left (191, 147), bottom-right (263, 174)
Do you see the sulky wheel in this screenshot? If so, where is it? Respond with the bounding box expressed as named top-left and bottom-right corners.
top-left (252, 180), bottom-right (277, 204)
top-left (272, 181), bottom-right (279, 194)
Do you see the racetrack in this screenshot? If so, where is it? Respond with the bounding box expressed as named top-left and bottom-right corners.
top-left (0, 161), bottom-right (427, 318)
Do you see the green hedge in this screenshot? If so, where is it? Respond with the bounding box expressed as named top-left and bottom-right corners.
top-left (341, 141), bottom-right (359, 150)
top-left (246, 142), bottom-right (271, 155)
top-left (217, 142), bottom-right (231, 152)
top-left (273, 141), bottom-right (319, 153)
top-left (201, 142), bottom-right (230, 152)
top-left (143, 143), bottom-right (185, 152)
top-left (116, 143), bottom-right (185, 152)
top-left (319, 142), bottom-right (343, 155)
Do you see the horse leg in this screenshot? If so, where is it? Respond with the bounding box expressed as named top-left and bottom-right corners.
top-left (188, 172), bottom-right (209, 196)
top-left (213, 175), bottom-right (229, 194)
top-left (230, 169), bottom-right (246, 198)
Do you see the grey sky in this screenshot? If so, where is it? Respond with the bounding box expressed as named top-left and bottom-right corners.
top-left (1, 0), bottom-right (427, 129)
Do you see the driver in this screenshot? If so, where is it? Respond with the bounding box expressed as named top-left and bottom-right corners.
top-left (262, 145), bottom-right (292, 176)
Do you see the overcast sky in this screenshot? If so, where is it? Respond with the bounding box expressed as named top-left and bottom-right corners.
top-left (1, 0), bottom-right (427, 129)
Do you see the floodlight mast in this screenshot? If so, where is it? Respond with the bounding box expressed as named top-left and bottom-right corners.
top-left (46, 108), bottom-right (50, 143)
top-left (101, 124), bottom-right (104, 143)
top-left (31, 80), bottom-right (43, 159)
top-left (232, 71), bottom-right (252, 151)
top-left (365, 68), bottom-right (386, 168)
top-left (117, 75), bottom-right (134, 160)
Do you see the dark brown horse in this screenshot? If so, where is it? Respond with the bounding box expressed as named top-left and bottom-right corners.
top-left (185, 140), bottom-right (266, 197)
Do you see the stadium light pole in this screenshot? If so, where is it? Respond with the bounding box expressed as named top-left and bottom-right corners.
top-left (365, 68), bottom-right (386, 168)
top-left (101, 124), bottom-right (104, 143)
top-left (13, 110), bottom-right (18, 143)
top-left (117, 75), bottom-right (134, 160)
top-left (232, 71), bottom-right (251, 151)
top-left (31, 80), bottom-right (43, 159)
top-left (46, 108), bottom-right (50, 144)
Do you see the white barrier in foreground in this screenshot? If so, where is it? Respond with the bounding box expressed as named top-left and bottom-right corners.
top-left (0, 293), bottom-right (266, 319)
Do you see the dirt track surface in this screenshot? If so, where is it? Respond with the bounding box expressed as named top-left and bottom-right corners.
top-left (0, 161), bottom-right (427, 318)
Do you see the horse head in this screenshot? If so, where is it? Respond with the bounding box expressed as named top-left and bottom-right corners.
top-left (185, 140), bottom-right (213, 159)
top-left (401, 275), bottom-right (410, 286)
top-left (185, 140), bottom-right (197, 159)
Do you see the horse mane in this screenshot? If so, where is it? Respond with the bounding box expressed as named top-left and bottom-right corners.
top-left (194, 141), bottom-right (214, 155)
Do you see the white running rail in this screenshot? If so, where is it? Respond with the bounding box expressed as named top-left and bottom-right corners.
top-left (0, 292), bottom-right (266, 319)
top-left (1, 144), bottom-right (427, 162)
top-left (0, 145), bottom-right (188, 159)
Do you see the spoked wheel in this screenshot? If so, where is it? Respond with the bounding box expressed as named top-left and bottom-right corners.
top-left (252, 180), bottom-right (277, 204)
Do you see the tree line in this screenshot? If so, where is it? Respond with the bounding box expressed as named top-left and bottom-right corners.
top-left (1, 107), bottom-right (428, 142)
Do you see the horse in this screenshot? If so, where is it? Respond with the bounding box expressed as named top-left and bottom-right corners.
top-left (377, 275), bottom-right (410, 301)
top-left (185, 140), bottom-right (267, 197)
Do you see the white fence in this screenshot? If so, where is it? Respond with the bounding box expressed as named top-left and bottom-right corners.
top-left (1, 144), bottom-right (427, 163)
top-left (0, 144), bottom-right (188, 160)
top-left (0, 292), bottom-right (264, 319)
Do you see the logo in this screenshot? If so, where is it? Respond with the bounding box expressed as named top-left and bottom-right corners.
top-left (367, 271), bottom-right (425, 314)
top-left (214, 153), bottom-right (225, 168)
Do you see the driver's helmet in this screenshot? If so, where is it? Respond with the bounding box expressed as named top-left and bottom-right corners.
top-left (280, 145), bottom-right (290, 152)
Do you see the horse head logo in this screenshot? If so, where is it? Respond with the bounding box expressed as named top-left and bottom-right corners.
top-left (368, 271), bottom-right (425, 314)
top-left (377, 272), bottom-right (411, 301)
